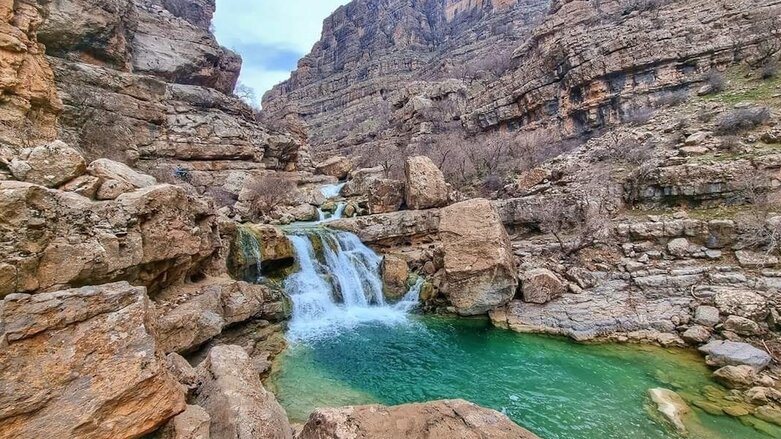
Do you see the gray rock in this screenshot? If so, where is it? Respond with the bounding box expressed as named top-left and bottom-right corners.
top-left (667, 238), bottom-right (690, 258)
top-left (521, 268), bottom-right (565, 304)
top-left (694, 306), bottom-right (720, 327)
top-left (699, 340), bottom-right (771, 370)
top-left (735, 250), bottom-right (779, 269)
top-left (713, 288), bottom-right (768, 320)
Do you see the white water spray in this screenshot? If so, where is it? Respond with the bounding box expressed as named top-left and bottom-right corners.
top-left (283, 229), bottom-right (421, 341)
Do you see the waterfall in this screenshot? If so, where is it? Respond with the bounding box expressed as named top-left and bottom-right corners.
top-left (284, 229), bottom-right (421, 341)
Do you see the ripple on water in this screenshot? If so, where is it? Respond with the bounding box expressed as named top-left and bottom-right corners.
top-left (269, 316), bottom-right (780, 439)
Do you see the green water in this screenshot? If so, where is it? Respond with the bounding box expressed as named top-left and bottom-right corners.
top-left (269, 316), bottom-right (779, 439)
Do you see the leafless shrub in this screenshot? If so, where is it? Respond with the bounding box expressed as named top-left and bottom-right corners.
top-left (538, 176), bottom-right (614, 256)
top-left (716, 135), bottom-right (744, 152)
top-left (593, 132), bottom-right (654, 167)
top-left (208, 188), bottom-right (239, 209)
top-left (624, 159), bottom-right (662, 207)
top-left (703, 69), bottom-right (726, 94)
top-left (761, 59), bottom-right (778, 80)
top-left (245, 176), bottom-right (296, 218)
top-left (714, 107), bottom-right (771, 134)
top-left (655, 90), bottom-right (689, 107)
top-left (736, 172), bottom-right (781, 254)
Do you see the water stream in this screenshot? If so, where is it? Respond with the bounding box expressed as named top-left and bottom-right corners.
top-left (259, 183), bottom-right (779, 439)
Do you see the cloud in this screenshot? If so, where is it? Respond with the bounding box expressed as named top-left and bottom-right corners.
top-left (214, 0), bottom-right (350, 104)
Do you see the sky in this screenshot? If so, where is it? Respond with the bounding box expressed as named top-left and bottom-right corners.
top-left (213, 0), bottom-right (350, 105)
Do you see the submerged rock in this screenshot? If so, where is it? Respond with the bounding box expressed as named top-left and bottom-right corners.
top-left (195, 345), bottom-right (292, 439)
top-left (439, 199), bottom-right (517, 316)
top-left (297, 399), bottom-right (540, 439)
top-left (648, 388), bottom-right (691, 433)
top-left (699, 340), bottom-right (772, 370)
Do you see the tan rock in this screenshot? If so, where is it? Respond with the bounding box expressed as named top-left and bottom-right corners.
top-left (713, 365), bottom-right (757, 389)
top-left (368, 178), bottom-right (404, 214)
top-left (315, 156), bottom-right (353, 179)
top-left (515, 168), bottom-right (550, 192)
top-left (521, 268), bottom-right (565, 304)
top-left (96, 178), bottom-right (136, 200)
top-left (153, 405), bottom-right (211, 439)
top-left (382, 255), bottom-right (410, 300)
top-left (10, 140), bottom-right (86, 187)
top-left (405, 156), bottom-right (448, 210)
top-left (713, 289), bottom-right (768, 321)
top-left (0, 282), bottom-right (185, 439)
top-left (229, 225), bottom-right (295, 281)
top-left (88, 158), bottom-right (157, 189)
top-left (439, 199), bottom-right (517, 315)
top-left (195, 345), bottom-right (292, 439)
top-left (297, 399), bottom-right (539, 439)
top-left (60, 174), bottom-right (100, 198)
top-left (723, 315), bottom-right (762, 336)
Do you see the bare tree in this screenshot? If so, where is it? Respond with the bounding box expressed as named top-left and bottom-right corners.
top-left (736, 171), bottom-right (781, 254)
top-left (245, 176), bottom-right (296, 219)
top-left (234, 82), bottom-right (257, 107)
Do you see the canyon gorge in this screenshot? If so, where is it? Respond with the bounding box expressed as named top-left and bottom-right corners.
top-left (2, 0), bottom-right (781, 438)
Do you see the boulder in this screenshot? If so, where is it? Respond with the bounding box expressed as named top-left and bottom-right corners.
top-left (699, 340), bottom-right (772, 370)
top-left (521, 268), bottom-right (565, 304)
top-left (154, 277), bottom-right (290, 353)
top-left (694, 305), bottom-right (720, 327)
top-left (315, 156), bottom-right (353, 179)
top-left (153, 405), bottom-right (211, 439)
top-left (735, 250), bottom-right (779, 269)
top-left (10, 140), bottom-right (86, 188)
top-left (648, 388), bottom-right (691, 433)
top-left (87, 158), bottom-right (157, 189)
top-left (368, 178), bottom-right (404, 214)
top-left (404, 156), bottom-right (448, 210)
top-left (297, 399), bottom-right (540, 439)
top-left (723, 315), bottom-right (762, 336)
top-left (195, 345), bottom-right (292, 439)
top-left (667, 238), bottom-right (690, 258)
top-left (341, 166), bottom-right (385, 197)
top-left (0, 282), bottom-right (185, 438)
top-left (755, 405), bottom-right (781, 427)
top-left (713, 365), bottom-right (757, 389)
top-left (439, 199), bottom-right (517, 315)
top-left (382, 255), bottom-right (410, 300)
top-left (681, 325), bottom-right (711, 344)
top-left (96, 178), bottom-right (136, 200)
top-left (714, 289), bottom-right (768, 321)
top-left (61, 174), bottom-right (101, 198)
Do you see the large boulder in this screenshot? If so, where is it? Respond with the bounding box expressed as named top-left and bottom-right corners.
top-left (439, 199), bottom-right (517, 315)
top-left (0, 282), bottom-right (185, 438)
top-left (297, 399), bottom-right (540, 439)
top-left (713, 289), bottom-right (768, 321)
top-left (520, 268), bottom-right (565, 304)
top-left (9, 140), bottom-right (86, 188)
top-left (195, 345), bottom-right (292, 439)
top-left (382, 255), bottom-right (410, 300)
top-left (404, 156), bottom-right (448, 210)
top-left (315, 156), bottom-right (353, 179)
top-left (87, 158), bottom-right (158, 189)
top-left (699, 340), bottom-right (772, 370)
top-left (154, 277), bottom-right (290, 354)
top-left (153, 405), bottom-right (211, 439)
top-left (368, 178), bottom-right (404, 214)
top-left (713, 365), bottom-right (758, 389)
top-left (0, 181), bottom-right (218, 295)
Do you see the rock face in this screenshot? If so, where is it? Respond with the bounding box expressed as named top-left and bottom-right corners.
top-left (262, 0), bottom-right (779, 162)
top-left (0, 181), bottom-right (218, 295)
top-left (0, 282), bottom-right (185, 439)
top-left (439, 199), bottom-right (517, 315)
top-left (195, 345), bottom-right (292, 439)
top-left (297, 399), bottom-right (540, 439)
top-left (405, 156), bottom-right (448, 210)
top-left (382, 255), bottom-right (410, 300)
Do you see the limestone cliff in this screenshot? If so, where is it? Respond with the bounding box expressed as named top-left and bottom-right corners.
top-left (263, 0), bottom-right (780, 161)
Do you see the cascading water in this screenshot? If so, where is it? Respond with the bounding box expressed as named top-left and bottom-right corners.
top-left (283, 229), bottom-right (420, 341)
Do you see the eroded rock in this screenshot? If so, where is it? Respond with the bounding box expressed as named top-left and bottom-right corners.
top-left (405, 156), bottom-right (448, 210)
top-left (297, 399), bottom-right (540, 439)
top-left (521, 268), bottom-right (565, 304)
top-left (0, 282), bottom-right (185, 438)
top-left (439, 199), bottom-right (517, 315)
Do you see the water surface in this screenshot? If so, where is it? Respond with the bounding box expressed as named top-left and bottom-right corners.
top-left (269, 316), bottom-right (778, 439)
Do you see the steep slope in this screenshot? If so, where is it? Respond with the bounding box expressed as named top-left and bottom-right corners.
top-left (263, 0), bottom-right (780, 163)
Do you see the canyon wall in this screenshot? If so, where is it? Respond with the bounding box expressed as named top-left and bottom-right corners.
top-left (263, 0), bottom-right (780, 160)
